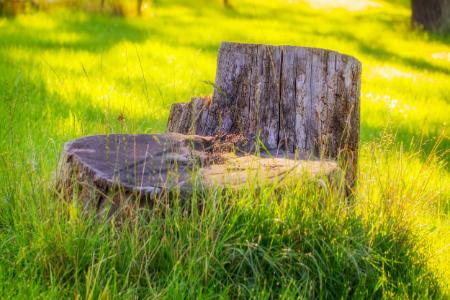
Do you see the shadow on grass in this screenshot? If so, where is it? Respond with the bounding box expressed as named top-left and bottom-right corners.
top-left (0, 61), bottom-right (165, 168)
top-left (312, 28), bottom-right (450, 76)
top-left (0, 13), bottom-right (149, 53)
top-left (152, 1), bottom-right (450, 75)
top-left (361, 119), bottom-right (449, 167)
top-left (0, 1), bottom-right (448, 163)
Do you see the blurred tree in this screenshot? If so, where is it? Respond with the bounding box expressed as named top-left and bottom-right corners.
top-left (98, 0), bottom-right (125, 16)
top-left (28, 0), bottom-right (36, 9)
top-left (137, 0), bottom-right (142, 16)
top-left (0, 0), bottom-right (26, 15)
top-left (412, 0), bottom-right (449, 32)
top-left (0, 0), bottom-right (148, 17)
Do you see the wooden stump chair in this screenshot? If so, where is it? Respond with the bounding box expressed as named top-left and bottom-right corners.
top-left (57, 42), bottom-right (361, 214)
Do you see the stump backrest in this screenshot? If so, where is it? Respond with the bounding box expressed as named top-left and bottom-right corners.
top-left (168, 42), bottom-right (361, 186)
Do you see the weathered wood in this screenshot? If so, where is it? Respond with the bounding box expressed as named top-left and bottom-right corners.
top-left (57, 42), bottom-right (360, 216)
top-left (57, 133), bottom-right (211, 213)
top-left (168, 42), bottom-right (361, 188)
top-left (200, 153), bottom-right (338, 190)
top-left (58, 134), bottom-right (338, 215)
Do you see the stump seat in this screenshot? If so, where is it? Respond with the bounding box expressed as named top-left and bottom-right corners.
top-left (57, 42), bottom-right (361, 213)
top-left (58, 133), bottom-right (339, 211)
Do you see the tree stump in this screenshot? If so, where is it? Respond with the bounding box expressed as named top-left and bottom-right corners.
top-left (168, 42), bottom-right (361, 188)
top-left (58, 133), bottom-right (338, 215)
top-left (57, 42), bottom-right (361, 215)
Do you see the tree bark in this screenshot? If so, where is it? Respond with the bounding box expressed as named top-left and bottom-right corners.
top-left (168, 42), bottom-right (361, 189)
top-left (137, 0), bottom-right (143, 16)
top-left (412, 0), bottom-right (450, 32)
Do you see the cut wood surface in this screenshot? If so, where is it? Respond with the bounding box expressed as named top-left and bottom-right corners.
top-left (58, 134), bottom-right (338, 213)
top-left (200, 153), bottom-right (338, 189)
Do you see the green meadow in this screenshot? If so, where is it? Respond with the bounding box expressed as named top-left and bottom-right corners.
top-left (0, 0), bottom-right (449, 298)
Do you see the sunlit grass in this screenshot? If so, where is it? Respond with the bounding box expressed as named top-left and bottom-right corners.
top-left (303, 0), bottom-right (383, 12)
top-left (0, 0), bottom-right (449, 297)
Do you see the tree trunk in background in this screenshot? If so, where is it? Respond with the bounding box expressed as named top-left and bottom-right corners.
top-left (137, 0), bottom-right (143, 16)
top-left (0, 0), bottom-right (26, 16)
top-left (100, 0), bottom-right (105, 10)
top-left (29, 0), bottom-right (40, 10)
top-left (168, 42), bottom-right (361, 189)
top-left (412, 0), bottom-right (450, 32)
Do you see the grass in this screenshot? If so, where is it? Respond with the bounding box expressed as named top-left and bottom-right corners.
top-left (0, 0), bottom-right (449, 298)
